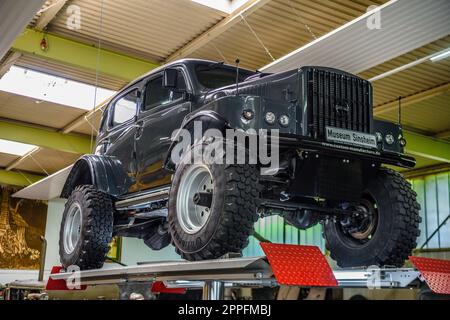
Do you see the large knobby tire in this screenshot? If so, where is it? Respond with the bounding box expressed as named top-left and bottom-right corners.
top-left (323, 168), bottom-right (421, 267)
top-left (168, 159), bottom-right (260, 261)
top-left (59, 185), bottom-right (114, 270)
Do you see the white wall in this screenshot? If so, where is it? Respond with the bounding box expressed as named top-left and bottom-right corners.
top-left (43, 198), bottom-right (66, 270)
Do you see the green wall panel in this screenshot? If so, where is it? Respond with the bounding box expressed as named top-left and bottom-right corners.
top-left (243, 216), bottom-right (325, 257)
top-left (411, 171), bottom-right (450, 249)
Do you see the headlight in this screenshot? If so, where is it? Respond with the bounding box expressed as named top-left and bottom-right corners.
top-left (385, 134), bottom-right (395, 145)
top-left (399, 135), bottom-right (407, 147)
top-left (265, 112), bottom-right (276, 125)
top-left (242, 109), bottom-right (254, 120)
top-left (279, 115), bottom-right (290, 127)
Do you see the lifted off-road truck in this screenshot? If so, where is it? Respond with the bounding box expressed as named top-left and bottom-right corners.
top-left (59, 59), bottom-right (421, 270)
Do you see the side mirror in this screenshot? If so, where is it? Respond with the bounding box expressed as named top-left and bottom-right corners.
top-left (163, 68), bottom-right (178, 88)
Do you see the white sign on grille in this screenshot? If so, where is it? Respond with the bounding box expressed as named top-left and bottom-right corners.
top-left (325, 126), bottom-right (377, 149)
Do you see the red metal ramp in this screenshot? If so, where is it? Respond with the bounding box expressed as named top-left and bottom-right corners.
top-left (260, 242), bottom-right (338, 287)
top-left (410, 256), bottom-right (450, 295)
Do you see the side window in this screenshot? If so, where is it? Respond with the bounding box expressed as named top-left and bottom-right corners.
top-left (111, 89), bottom-right (138, 126)
top-left (144, 76), bottom-right (170, 111)
top-left (143, 70), bottom-right (186, 111)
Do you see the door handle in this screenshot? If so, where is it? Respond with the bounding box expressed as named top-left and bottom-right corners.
top-left (159, 137), bottom-right (171, 143)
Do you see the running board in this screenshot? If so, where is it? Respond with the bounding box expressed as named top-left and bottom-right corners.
top-left (115, 186), bottom-right (170, 211)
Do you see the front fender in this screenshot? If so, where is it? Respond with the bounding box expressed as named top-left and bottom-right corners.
top-left (61, 154), bottom-right (131, 198)
top-left (164, 110), bottom-right (228, 171)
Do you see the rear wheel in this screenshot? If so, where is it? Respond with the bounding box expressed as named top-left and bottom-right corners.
top-left (59, 185), bottom-right (114, 270)
top-left (323, 168), bottom-right (421, 267)
top-left (168, 146), bottom-right (260, 261)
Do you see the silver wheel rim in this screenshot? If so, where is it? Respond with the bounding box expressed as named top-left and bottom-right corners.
top-left (63, 202), bottom-right (82, 254)
top-left (176, 164), bottom-right (214, 234)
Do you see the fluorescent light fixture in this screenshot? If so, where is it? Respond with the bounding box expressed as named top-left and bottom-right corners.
top-left (0, 139), bottom-right (37, 156)
top-left (430, 48), bottom-right (450, 62)
top-left (0, 66), bottom-right (116, 110)
top-left (369, 47), bottom-right (450, 82)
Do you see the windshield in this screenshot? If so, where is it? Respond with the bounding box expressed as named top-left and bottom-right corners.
top-left (194, 63), bottom-right (256, 90)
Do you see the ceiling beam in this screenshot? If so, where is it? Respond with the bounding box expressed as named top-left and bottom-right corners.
top-left (34, 0), bottom-right (68, 30)
top-left (0, 120), bottom-right (91, 154)
top-left (0, 169), bottom-right (43, 187)
top-left (61, 101), bottom-right (108, 134)
top-left (435, 130), bottom-right (450, 139)
top-left (402, 163), bottom-right (450, 179)
top-left (374, 82), bottom-right (450, 116)
top-left (165, 0), bottom-right (271, 62)
top-left (6, 147), bottom-right (41, 171)
top-left (404, 130), bottom-right (450, 164)
top-left (12, 28), bottom-right (159, 81)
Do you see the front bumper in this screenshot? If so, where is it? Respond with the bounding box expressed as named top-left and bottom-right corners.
top-left (279, 134), bottom-right (416, 168)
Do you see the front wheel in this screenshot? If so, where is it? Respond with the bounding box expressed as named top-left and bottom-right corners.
top-left (323, 168), bottom-right (421, 267)
top-left (168, 151), bottom-right (260, 261)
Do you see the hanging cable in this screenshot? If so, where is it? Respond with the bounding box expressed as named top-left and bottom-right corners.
top-left (29, 152), bottom-right (50, 176)
top-left (240, 14), bottom-right (275, 61)
top-left (90, 0), bottom-right (105, 151)
top-left (287, 0), bottom-right (317, 40)
top-left (211, 43), bottom-right (229, 64)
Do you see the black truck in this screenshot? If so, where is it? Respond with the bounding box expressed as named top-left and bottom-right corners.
top-left (58, 59), bottom-right (421, 270)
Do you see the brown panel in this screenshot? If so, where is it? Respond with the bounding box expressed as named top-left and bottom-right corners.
top-left (0, 153), bottom-right (18, 167)
top-left (0, 90), bottom-right (87, 129)
top-left (14, 148), bottom-right (79, 175)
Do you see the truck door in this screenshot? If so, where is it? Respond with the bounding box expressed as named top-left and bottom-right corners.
top-left (135, 68), bottom-right (190, 191)
top-left (99, 87), bottom-right (141, 193)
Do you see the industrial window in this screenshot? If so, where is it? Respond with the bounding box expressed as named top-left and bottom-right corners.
top-left (111, 89), bottom-right (138, 126)
top-left (411, 170), bottom-right (450, 250)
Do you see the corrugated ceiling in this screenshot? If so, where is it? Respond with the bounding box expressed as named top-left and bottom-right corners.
top-left (47, 0), bottom-right (227, 62)
top-left (13, 148), bottom-right (79, 175)
top-left (190, 0), bottom-right (387, 70)
top-left (0, 90), bottom-right (87, 130)
top-left (378, 92), bottom-right (450, 136)
top-left (261, 0), bottom-right (450, 74)
top-left (360, 35), bottom-right (450, 106)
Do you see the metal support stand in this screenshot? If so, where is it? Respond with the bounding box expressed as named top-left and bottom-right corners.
top-left (202, 281), bottom-right (225, 300)
top-left (48, 247), bottom-right (450, 298)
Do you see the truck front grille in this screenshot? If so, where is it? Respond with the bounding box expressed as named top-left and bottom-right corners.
top-left (305, 67), bottom-right (372, 139)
